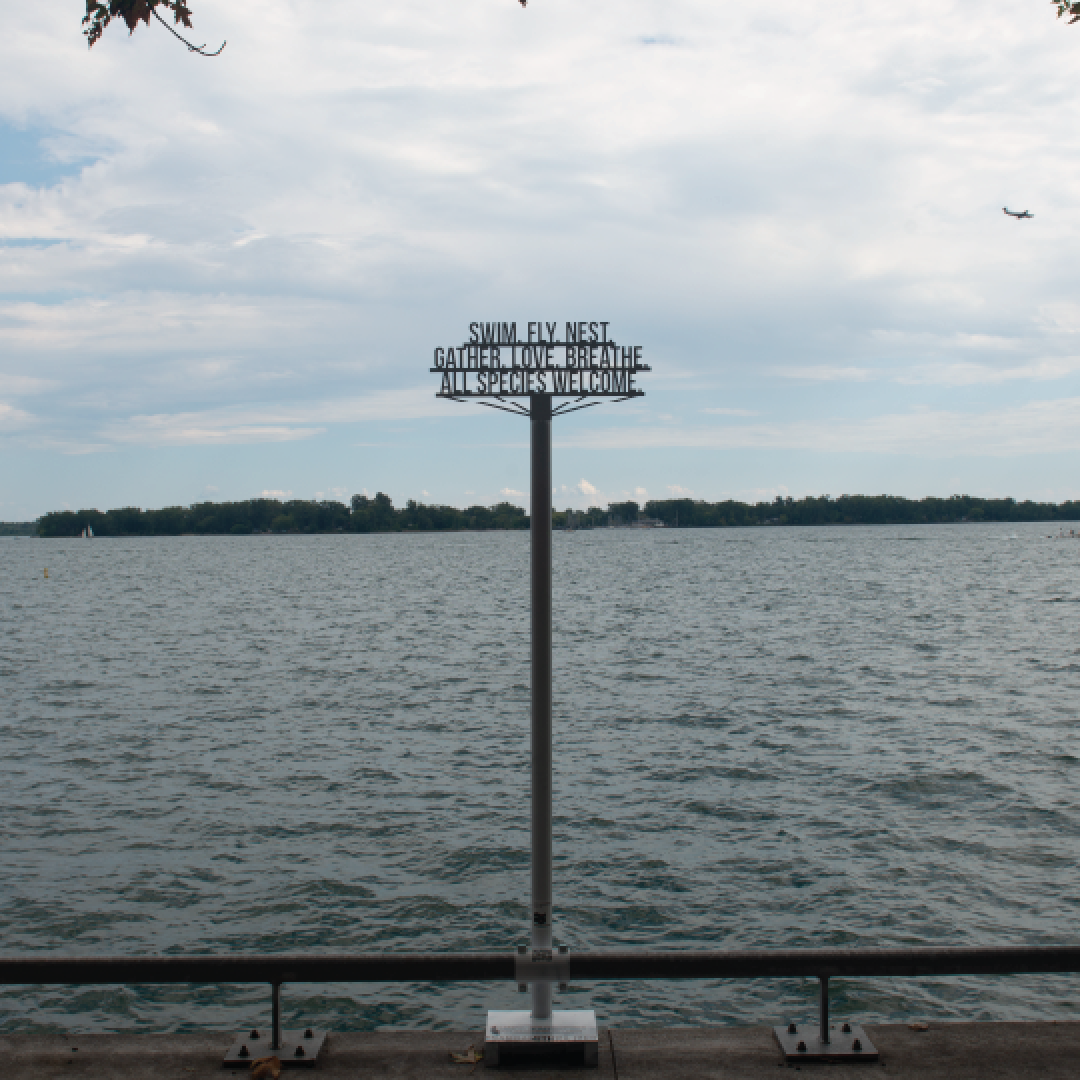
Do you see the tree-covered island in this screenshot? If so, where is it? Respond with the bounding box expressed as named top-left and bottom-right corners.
top-left (28, 492), bottom-right (1080, 537)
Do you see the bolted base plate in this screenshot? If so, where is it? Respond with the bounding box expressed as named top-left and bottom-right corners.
top-left (223, 1028), bottom-right (326, 1068)
top-left (773, 1022), bottom-right (878, 1064)
top-left (484, 1010), bottom-right (598, 1067)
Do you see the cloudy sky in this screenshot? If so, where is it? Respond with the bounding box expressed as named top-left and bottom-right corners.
top-left (2, 0), bottom-right (1079, 519)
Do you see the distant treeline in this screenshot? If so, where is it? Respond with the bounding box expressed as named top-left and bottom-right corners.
top-left (638, 494), bottom-right (1080, 527)
top-left (37, 495), bottom-right (529, 537)
top-left (0, 521), bottom-right (37, 536)
top-left (29, 492), bottom-right (1080, 538)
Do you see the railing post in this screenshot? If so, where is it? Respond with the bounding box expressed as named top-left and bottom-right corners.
top-left (818, 976), bottom-right (829, 1044)
top-left (271, 981), bottom-right (281, 1051)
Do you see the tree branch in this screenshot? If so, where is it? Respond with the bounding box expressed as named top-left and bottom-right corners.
top-left (152, 8), bottom-right (224, 55)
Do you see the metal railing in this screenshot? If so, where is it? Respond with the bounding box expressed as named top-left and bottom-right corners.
top-left (4, 945), bottom-right (1080, 984)
top-left (3, 947), bottom-right (1078, 1049)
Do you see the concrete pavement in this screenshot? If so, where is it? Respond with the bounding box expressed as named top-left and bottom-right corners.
top-left (2, 1022), bottom-right (1077, 1078)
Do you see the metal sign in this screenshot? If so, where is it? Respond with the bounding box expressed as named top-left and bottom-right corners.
top-left (431, 321), bottom-right (649, 415)
top-left (430, 319), bottom-right (648, 1062)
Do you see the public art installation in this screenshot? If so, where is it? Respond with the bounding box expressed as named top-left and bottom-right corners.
top-left (431, 320), bottom-right (649, 1065)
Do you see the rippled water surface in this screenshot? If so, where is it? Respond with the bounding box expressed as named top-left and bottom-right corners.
top-left (3, 524), bottom-right (1080, 1033)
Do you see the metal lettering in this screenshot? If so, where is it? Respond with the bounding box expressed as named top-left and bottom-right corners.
top-left (429, 321), bottom-right (647, 400)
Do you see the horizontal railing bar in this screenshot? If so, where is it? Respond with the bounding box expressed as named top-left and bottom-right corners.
top-left (0, 955), bottom-right (512, 985)
top-left (2, 947), bottom-right (1080, 986)
top-left (570, 947), bottom-right (1080, 979)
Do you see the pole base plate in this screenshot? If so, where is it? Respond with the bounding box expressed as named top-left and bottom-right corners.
top-left (773, 1022), bottom-right (878, 1063)
top-left (224, 1028), bottom-right (326, 1068)
top-left (484, 1010), bottom-right (598, 1067)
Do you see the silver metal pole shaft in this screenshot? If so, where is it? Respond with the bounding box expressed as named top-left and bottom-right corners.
top-left (271, 981), bottom-right (281, 1051)
top-left (819, 976), bottom-right (829, 1044)
top-left (530, 392), bottom-right (553, 1022)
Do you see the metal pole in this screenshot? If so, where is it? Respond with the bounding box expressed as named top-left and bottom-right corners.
top-left (818, 976), bottom-right (829, 1044)
top-left (271, 981), bottom-right (281, 1051)
top-left (530, 392), bottom-right (553, 1022)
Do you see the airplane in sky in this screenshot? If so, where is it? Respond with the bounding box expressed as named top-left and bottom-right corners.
top-left (1003, 207), bottom-right (1034, 219)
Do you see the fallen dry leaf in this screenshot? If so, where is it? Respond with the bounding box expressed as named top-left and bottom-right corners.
top-left (909, 1022), bottom-right (929, 1032)
top-left (249, 1055), bottom-right (282, 1080)
top-left (449, 1044), bottom-right (483, 1064)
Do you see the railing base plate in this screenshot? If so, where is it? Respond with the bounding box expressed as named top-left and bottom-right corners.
top-left (773, 1023), bottom-right (878, 1064)
top-left (484, 1010), bottom-right (598, 1067)
top-left (224, 1028), bottom-right (326, 1068)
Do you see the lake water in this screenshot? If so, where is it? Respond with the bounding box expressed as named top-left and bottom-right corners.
top-left (2, 524), bottom-right (1080, 1034)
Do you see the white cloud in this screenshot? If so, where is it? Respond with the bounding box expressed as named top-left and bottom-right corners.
top-left (500, 487), bottom-right (525, 496)
top-left (772, 365), bottom-right (876, 383)
top-left (107, 413), bottom-right (324, 447)
top-left (5, 0), bottom-right (1080, 509)
top-left (896, 357), bottom-right (1080, 387)
top-left (88, 388), bottom-right (445, 448)
top-left (0, 375), bottom-right (54, 395)
top-left (576, 478), bottom-right (597, 495)
top-left (769, 355), bottom-right (1080, 388)
top-left (261, 489), bottom-right (292, 498)
top-left (667, 484), bottom-right (693, 496)
top-left (0, 402), bottom-right (34, 430)
top-left (559, 397), bottom-right (1080, 457)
